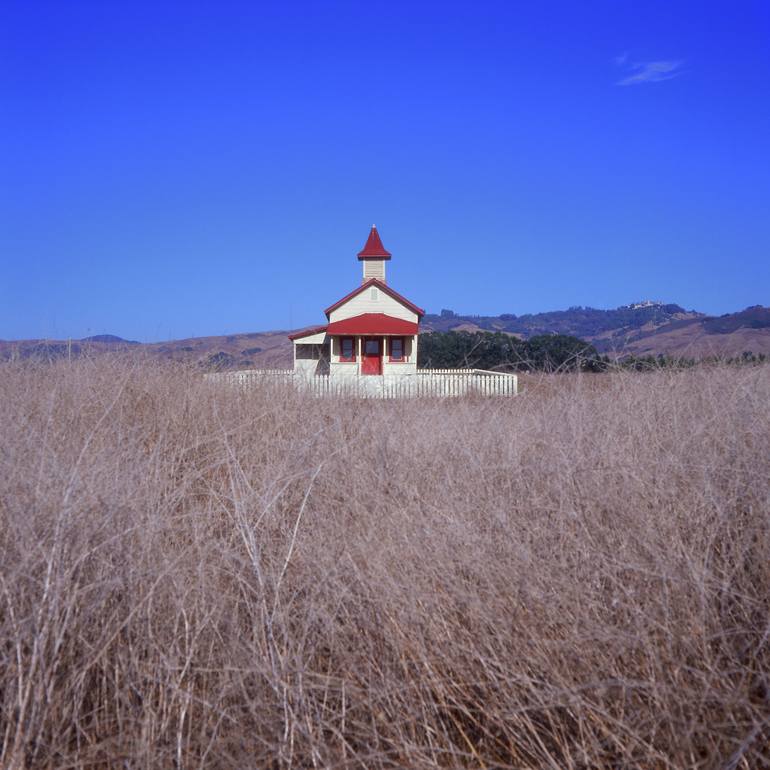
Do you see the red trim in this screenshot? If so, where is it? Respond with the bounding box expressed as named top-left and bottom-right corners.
top-left (327, 313), bottom-right (418, 336)
top-left (324, 278), bottom-right (425, 318)
top-left (339, 336), bottom-right (356, 362)
top-left (288, 324), bottom-right (328, 341)
top-left (388, 336), bottom-right (405, 362)
top-left (357, 226), bottom-right (392, 260)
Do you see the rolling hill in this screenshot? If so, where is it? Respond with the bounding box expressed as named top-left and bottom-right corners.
top-left (2, 303), bottom-right (768, 369)
top-left (421, 303), bottom-right (770, 359)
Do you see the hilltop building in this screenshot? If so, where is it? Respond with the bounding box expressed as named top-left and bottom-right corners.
top-left (289, 227), bottom-right (424, 379)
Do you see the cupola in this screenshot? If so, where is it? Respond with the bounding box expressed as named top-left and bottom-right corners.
top-left (357, 225), bottom-right (392, 284)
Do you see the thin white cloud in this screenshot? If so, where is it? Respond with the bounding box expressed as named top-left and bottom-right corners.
top-left (614, 52), bottom-right (629, 66)
top-left (616, 58), bottom-right (684, 86)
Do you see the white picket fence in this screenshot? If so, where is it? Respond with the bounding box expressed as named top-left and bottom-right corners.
top-left (206, 369), bottom-right (518, 398)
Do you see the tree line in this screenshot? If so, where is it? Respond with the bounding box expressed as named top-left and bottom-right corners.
top-left (417, 331), bottom-right (606, 372)
top-left (417, 331), bottom-right (769, 372)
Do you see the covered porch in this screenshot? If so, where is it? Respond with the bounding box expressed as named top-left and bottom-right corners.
top-left (327, 313), bottom-right (418, 377)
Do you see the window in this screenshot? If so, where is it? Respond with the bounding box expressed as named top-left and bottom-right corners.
top-left (390, 337), bottom-right (404, 361)
top-left (295, 344), bottom-right (320, 360)
top-left (340, 337), bottom-right (355, 361)
top-left (365, 339), bottom-right (380, 355)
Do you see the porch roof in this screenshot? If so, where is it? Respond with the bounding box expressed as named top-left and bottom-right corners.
top-left (326, 313), bottom-right (418, 336)
top-left (288, 324), bottom-right (328, 341)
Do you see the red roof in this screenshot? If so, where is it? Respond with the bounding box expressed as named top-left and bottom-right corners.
top-left (287, 324), bottom-right (328, 341)
top-left (357, 225), bottom-right (392, 260)
top-left (326, 313), bottom-right (418, 336)
top-left (324, 278), bottom-right (425, 318)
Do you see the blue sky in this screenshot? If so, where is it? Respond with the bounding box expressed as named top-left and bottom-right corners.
top-left (1, 1), bottom-right (769, 341)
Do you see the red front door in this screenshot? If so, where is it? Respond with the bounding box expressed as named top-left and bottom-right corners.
top-left (361, 337), bottom-right (382, 375)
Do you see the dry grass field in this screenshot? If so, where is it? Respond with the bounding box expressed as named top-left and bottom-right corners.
top-left (1, 358), bottom-right (769, 768)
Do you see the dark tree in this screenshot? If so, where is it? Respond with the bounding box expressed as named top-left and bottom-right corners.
top-left (418, 331), bottom-right (603, 372)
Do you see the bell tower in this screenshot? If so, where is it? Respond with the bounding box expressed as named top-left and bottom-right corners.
top-left (357, 225), bottom-right (392, 284)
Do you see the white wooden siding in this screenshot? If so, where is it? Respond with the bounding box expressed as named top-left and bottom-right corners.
top-left (329, 290), bottom-right (418, 323)
top-left (381, 335), bottom-right (417, 375)
top-left (363, 260), bottom-right (385, 281)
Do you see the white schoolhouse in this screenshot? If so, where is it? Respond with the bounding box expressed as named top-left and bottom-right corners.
top-left (289, 226), bottom-right (424, 381)
top-left (212, 227), bottom-right (517, 397)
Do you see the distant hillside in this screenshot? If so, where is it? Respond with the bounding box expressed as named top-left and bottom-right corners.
top-left (2, 303), bottom-right (768, 369)
top-left (81, 334), bottom-right (140, 344)
top-left (611, 306), bottom-right (770, 358)
top-left (421, 303), bottom-right (770, 358)
top-left (422, 302), bottom-right (700, 346)
top-left (141, 331), bottom-right (293, 370)
top-left (0, 331), bottom-right (294, 370)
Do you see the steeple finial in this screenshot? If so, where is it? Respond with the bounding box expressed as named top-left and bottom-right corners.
top-left (357, 225), bottom-right (392, 260)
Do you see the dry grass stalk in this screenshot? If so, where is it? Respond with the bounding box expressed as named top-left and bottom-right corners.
top-left (0, 356), bottom-right (768, 768)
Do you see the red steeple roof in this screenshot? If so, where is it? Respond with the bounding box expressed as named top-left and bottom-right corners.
top-left (357, 225), bottom-right (392, 260)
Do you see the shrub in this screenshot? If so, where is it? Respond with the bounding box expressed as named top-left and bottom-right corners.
top-left (418, 330), bottom-right (604, 372)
